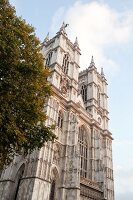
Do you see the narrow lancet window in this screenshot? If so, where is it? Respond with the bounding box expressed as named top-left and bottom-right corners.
top-left (57, 110), bottom-right (63, 129)
top-left (62, 54), bottom-right (69, 74)
top-left (81, 84), bottom-right (87, 102)
top-left (78, 126), bottom-right (88, 178)
top-left (46, 51), bottom-right (53, 66)
top-left (97, 86), bottom-right (101, 106)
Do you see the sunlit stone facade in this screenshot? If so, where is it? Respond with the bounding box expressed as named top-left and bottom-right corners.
top-left (0, 24), bottom-right (114, 200)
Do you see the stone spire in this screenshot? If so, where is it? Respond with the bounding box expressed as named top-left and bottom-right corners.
top-left (74, 37), bottom-right (79, 48)
top-left (59, 22), bottom-right (69, 35)
top-left (89, 56), bottom-right (96, 68)
top-left (101, 67), bottom-right (104, 77)
top-left (101, 67), bottom-right (106, 81)
top-left (43, 32), bottom-right (49, 44)
top-left (60, 21), bottom-right (65, 31)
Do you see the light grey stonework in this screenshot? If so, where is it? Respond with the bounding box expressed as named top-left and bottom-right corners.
top-left (0, 24), bottom-right (114, 200)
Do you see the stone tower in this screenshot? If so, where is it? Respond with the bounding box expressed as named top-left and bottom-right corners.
top-left (41, 22), bottom-right (80, 103)
top-left (0, 24), bottom-right (114, 200)
top-left (79, 56), bottom-right (109, 130)
top-left (79, 56), bottom-right (114, 200)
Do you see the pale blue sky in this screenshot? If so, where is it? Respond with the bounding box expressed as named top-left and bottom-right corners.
top-left (9, 0), bottom-right (133, 199)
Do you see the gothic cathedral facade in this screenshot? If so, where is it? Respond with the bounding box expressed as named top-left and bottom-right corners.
top-left (0, 24), bottom-right (114, 200)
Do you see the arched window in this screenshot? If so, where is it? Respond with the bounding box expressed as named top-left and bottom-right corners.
top-left (78, 126), bottom-right (88, 178)
top-left (57, 110), bottom-right (63, 129)
top-left (81, 84), bottom-right (87, 102)
top-left (49, 180), bottom-right (56, 200)
top-left (46, 51), bottom-right (53, 66)
top-left (62, 54), bottom-right (69, 74)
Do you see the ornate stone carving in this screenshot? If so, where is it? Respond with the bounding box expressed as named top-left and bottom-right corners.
top-left (60, 76), bottom-right (69, 97)
top-left (53, 143), bottom-right (60, 165)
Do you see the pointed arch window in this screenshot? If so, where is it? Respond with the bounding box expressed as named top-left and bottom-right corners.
top-left (57, 110), bottom-right (63, 129)
top-left (81, 84), bottom-right (87, 102)
top-left (78, 126), bottom-right (88, 178)
top-left (46, 51), bottom-right (53, 66)
top-left (62, 54), bottom-right (69, 74)
top-left (97, 86), bottom-right (101, 106)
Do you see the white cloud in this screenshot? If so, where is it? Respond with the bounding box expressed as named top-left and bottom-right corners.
top-left (116, 193), bottom-right (133, 200)
top-left (51, 1), bottom-right (133, 75)
top-left (113, 139), bottom-right (133, 198)
top-left (114, 165), bottom-right (133, 198)
top-left (51, 7), bottom-right (65, 34)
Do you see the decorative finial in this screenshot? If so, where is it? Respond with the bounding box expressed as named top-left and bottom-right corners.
top-left (101, 67), bottom-right (105, 77)
top-left (43, 32), bottom-right (49, 44)
top-left (60, 22), bottom-right (65, 30)
top-left (90, 55), bottom-right (95, 67)
top-left (74, 37), bottom-right (79, 48)
top-left (91, 55), bottom-right (94, 63)
top-left (59, 22), bottom-right (69, 34)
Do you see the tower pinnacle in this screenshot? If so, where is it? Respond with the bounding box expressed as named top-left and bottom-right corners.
top-left (43, 32), bottom-right (49, 44)
top-left (101, 67), bottom-right (105, 77)
top-left (74, 37), bottom-right (79, 48)
top-left (59, 22), bottom-right (69, 35)
top-left (89, 56), bottom-right (96, 68)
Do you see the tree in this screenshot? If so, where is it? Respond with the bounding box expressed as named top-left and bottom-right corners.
top-left (0, 0), bottom-right (56, 169)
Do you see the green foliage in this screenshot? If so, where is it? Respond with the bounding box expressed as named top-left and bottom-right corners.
top-left (0, 0), bottom-right (56, 169)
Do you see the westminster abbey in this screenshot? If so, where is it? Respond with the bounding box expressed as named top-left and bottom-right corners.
top-left (0, 23), bottom-right (114, 200)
